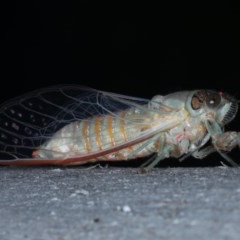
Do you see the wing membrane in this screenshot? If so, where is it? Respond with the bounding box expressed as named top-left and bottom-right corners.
top-left (0, 85), bottom-right (184, 164)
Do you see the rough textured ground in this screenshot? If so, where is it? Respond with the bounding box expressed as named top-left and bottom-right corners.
top-left (1, 165), bottom-right (240, 240)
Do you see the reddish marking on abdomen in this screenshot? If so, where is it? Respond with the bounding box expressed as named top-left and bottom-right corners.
top-left (176, 133), bottom-right (183, 141)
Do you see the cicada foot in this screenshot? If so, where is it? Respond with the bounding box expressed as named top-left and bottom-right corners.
top-left (192, 146), bottom-right (216, 159)
top-left (212, 131), bottom-right (240, 152)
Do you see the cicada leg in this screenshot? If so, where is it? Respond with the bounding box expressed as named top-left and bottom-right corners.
top-left (204, 121), bottom-right (240, 166)
top-left (212, 131), bottom-right (240, 167)
top-left (140, 134), bottom-right (169, 169)
top-left (212, 131), bottom-right (240, 152)
top-left (191, 146), bottom-right (216, 159)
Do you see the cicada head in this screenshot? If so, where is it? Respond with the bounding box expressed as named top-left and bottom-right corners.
top-left (186, 90), bottom-right (238, 126)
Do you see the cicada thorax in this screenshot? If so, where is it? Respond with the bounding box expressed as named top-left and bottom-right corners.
top-left (33, 107), bottom-right (161, 162)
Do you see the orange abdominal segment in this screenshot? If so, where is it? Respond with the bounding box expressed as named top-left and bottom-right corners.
top-left (82, 119), bottom-right (91, 153)
top-left (120, 111), bottom-right (133, 151)
top-left (95, 116), bottom-right (103, 150)
top-left (120, 111), bottom-right (128, 142)
top-left (107, 115), bottom-right (115, 146)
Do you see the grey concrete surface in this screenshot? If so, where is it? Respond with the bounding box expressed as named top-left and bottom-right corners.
top-left (1, 165), bottom-right (240, 240)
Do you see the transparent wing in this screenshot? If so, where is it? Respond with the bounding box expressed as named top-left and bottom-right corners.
top-left (0, 85), bottom-right (184, 165)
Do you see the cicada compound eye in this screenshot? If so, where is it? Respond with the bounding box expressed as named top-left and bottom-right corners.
top-left (206, 92), bottom-right (221, 108)
top-left (191, 91), bottom-right (207, 110)
top-left (191, 90), bottom-right (221, 110)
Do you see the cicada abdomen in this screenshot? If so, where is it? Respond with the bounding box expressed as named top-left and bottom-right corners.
top-left (0, 86), bottom-right (181, 165)
top-left (0, 86), bottom-right (239, 167)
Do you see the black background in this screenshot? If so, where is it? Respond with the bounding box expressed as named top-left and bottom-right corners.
top-left (1, 2), bottom-right (240, 166)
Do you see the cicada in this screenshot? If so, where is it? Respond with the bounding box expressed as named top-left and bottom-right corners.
top-left (0, 85), bottom-right (239, 167)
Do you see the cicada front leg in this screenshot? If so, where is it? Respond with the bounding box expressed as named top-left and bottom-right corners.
top-left (191, 132), bottom-right (240, 160)
top-left (191, 146), bottom-right (216, 159)
top-left (190, 132), bottom-right (240, 167)
top-left (212, 131), bottom-right (240, 152)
